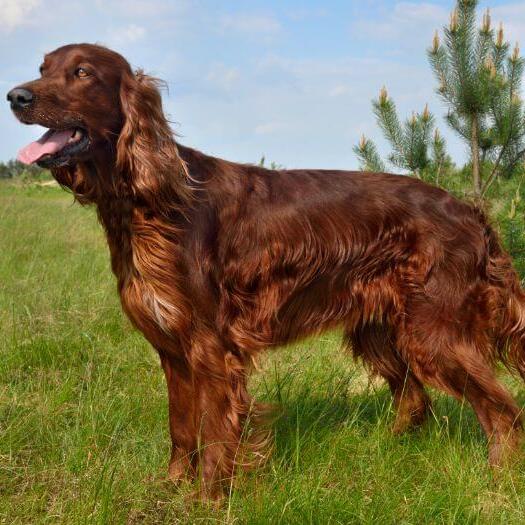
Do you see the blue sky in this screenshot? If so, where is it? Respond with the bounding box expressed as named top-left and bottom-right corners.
top-left (1, 0), bottom-right (525, 169)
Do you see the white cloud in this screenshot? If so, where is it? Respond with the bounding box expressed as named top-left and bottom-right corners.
top-left (286, 7), bottom-right (328, 21)
top-left (492, 4), bottom-right (525, 45)
top-left (110, 24), bottom-right (146, 45)
top-left (95, 0), bottom-right (189, 17)
top-left (353, 2), bottom-right (525, 54)
top-left (351, 2), bottom-right (448, 49)
top-left (220, 13), bottom-right (281, 35)
top-left (207, 63), bottom-right (240, 92)
top-left (254, 122), bottom-right (286, 135)
top-left (0, 0), bottom-right (40, 31)
top-left (329, 85), bottom-right (351, 97)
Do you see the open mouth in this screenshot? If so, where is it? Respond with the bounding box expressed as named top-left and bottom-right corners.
top-left (17, 127), bottom-right (90, 168)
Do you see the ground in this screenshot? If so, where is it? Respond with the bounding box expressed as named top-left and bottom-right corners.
top-left (2, 180), bottom-right (525, 524)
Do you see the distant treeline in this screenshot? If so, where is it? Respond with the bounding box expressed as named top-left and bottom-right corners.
top-left (0, 160), bottom-right (47, 179)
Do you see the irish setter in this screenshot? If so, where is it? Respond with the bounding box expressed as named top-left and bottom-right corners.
top-left (8, 43), bottom-right (525, 497)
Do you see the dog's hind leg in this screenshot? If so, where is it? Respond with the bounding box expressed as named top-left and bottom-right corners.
top-left (397, 322), bottom-right (523, 467)
top-left (348, 324), bottom-right (431, 434)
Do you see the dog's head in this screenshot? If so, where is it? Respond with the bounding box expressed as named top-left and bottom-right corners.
top-left (7, 43), bottom-right (189, 208)
top-left (7, 44), bottom-right (131, 168)
top-left (7, 43), bottom-right (168, 170)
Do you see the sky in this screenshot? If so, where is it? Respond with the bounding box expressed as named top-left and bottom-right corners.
top-left (1, 0), bottom-right (525, 170)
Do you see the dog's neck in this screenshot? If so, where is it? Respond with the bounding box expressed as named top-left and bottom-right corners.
top-left (83, 144), bottom-right (193, 285)
top-left (49, 142), bottom-right (239, 286)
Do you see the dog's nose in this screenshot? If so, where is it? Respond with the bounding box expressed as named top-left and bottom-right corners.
top-left (7, 87), bottom-right (34, 110)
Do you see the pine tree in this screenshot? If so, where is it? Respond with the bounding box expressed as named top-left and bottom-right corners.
top-left (428, 0), bottom-right (525, 198)
top-left (353, 135), bottom-right (385, 172)
top-left (353, 87), bottom-right (446, 178)
top-left (432, 129), bottom-right (449, 184)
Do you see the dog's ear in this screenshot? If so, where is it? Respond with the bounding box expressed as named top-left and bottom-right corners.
top-left (116, 70), bottom-right (190, 212)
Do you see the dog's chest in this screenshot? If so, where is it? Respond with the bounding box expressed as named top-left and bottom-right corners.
top-left (103, 209), bottom-right (191, 348)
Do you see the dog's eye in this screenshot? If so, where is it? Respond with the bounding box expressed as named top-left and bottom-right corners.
top-left (75, 67), bottom-right (90, 78)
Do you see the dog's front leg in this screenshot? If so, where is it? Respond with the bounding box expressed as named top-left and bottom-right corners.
top-left (159, 352), bottom-right (198, 483)
top-left (188, 331), bottom-right (252, 500)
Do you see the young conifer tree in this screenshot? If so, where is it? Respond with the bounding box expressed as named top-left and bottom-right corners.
top-left (353, 87), bottom-right (442, 178)
top-left (428, 0), bottom-right (525, 198)
top-left (354, 135), bottom-right (385, 173)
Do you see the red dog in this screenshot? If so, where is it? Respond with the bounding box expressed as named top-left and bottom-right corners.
top-left (8, 43), bottom-right (525, 497)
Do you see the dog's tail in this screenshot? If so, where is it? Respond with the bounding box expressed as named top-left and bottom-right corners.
top-left (481, 211), bottom-right (525, 379)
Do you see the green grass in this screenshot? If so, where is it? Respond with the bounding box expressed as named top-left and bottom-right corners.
top-left (3, 181), bottom-right (525, 524)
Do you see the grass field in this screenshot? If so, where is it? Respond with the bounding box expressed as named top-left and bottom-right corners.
top-left (3, 181), bottom-right (525, 524)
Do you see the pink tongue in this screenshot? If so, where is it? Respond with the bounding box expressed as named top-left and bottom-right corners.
top-left (17, 129), bottom-right (74, 164)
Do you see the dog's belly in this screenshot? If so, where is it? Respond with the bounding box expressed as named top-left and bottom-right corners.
top-left (221, 268), bottom-right (403, 353)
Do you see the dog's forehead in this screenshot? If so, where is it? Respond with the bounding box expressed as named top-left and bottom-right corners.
top-left (40, 49), bottom-right (83, 73)
top-left (44, 50), bottom-right (82, 65)
top-left (43, 44), bottom-right (127, 68)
